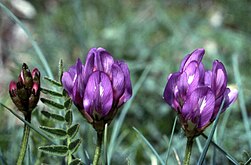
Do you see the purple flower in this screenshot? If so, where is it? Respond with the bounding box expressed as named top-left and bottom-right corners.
top-left (163, 48), bottom-right (238, 138)
top-left (62, 47), bottom-right (132, 131)
top-left (9, 63), bottom-right (41, 117)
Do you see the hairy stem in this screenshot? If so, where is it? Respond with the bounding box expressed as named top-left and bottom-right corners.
top-left (183, 138), bottom-right (194, 165)
top-left (17, 112), bottom-right (31, 165)
top-left (93, 132), bottom-right (103, 165)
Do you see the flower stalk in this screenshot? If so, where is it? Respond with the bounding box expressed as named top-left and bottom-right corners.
top-left (93, 131), bottom-right (103, 165)
top-left (183, 138), bottom-right (194, 165)
top-left (17, 112), bottom-right (31, 165)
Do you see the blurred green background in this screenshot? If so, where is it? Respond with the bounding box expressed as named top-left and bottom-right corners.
top-left (0, 0), bottom-right (250, 164)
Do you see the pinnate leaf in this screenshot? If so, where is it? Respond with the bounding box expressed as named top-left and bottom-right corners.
top-left (69, 159), bottom-right (82, 165)
top-left (64, 98), bottom-right (72, 109)
top-left (67, 124), bottom-right (80, 139)
top-left (39, 145), bottom-right (68, 156)
top-left (58, 59), bottom-right (63, 82)
top-left (40, 126), bottom-right (67, 139)
top-left (41, 110), bottom-right (65, 121)
top-left (44, 76), bottom-right (62, 87)
top-left (65, 110), bottom-right (72, 125)
top-left (41, 87), bottom-right (63, 97)
top-left (68, 139), bottom-right (81, 154)
top-left (41, 98), bottom-right (64, 109)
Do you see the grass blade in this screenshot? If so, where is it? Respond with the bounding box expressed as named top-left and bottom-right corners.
top-left (232, 54), bottom-right (251, 149)
top-left (165, 115), bottom-right (178, 164)
top-left (107, 66), bottom-right (151, 164)
top-left (201, 133), bottom-right (239, 165)
top-left (133, 127), bottom-right (165, 165)
top-left (244, 157), bottom-right (251, 165)
top-left (0, 102), bottom-right (55, 144)
top-left (197, 99), bottom-right (225, 165)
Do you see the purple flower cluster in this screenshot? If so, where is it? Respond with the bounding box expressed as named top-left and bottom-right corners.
top-left (62, 47), bottom-right (132, 131)
top-left (163, 48), bottom-right (238, 137)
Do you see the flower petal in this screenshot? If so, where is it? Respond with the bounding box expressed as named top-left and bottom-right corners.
top-left (177, 72), bottom-right (188, 99)
top-left (211, 60), bottom-right (227, 98)
top-left (116, 61), bottom-right (132, 107)
top-left (83, 71), bottom-right (113, 117)
top-left (204, 70), bottom-right (212, 86)
top-left (98, 48), bottom-right (114, 76)
top-left (83, 48), bottom-right (95, 84)
top-left (182, 87), bottom-right (215, 129)
top-left (62, 71), bottom-right (76, 98)
top-left (180, 48), bottom-right (205, 71)
top-left (222, 87), bottom-right (238, 111)
top-left (111, 63), bottom-right (125, 102)
top-left (163, 72), bottom-right (181, 110)
top-left (183, 61), bottom-right (204, 93)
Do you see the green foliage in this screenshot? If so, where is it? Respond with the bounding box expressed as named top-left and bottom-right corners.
top-left (69, 159), bottom-right (82, 165)
top-left (40, 98), bottom-right (64, 109)
top-left (40, 126), bottom-right (67, 139)
top-left (44, 76), bottom-right (62, 87)
top-left (38, 145), bottom-right (68, 156)
top-left (38, 60), bottom-right (82, 163)
top-left (65, 110), bottom-right (73, 125)
top-left (41, 88), bottom-right (63, 97)
top-left (133, 127), bottom-right (165, 165)
top-left (41, 110), bottom-right (65, 122)
top-left (68, 139), bottom-right (81, 154)
top-left (67, 124), bottom-right (80, 139)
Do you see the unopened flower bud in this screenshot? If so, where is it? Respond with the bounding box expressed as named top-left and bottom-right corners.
top-left (9, 64), bottom-right (41, 115)
top-left (20, 63), bottom-right (33, 89)
top-left (32, 68), bottom-right (40, 84)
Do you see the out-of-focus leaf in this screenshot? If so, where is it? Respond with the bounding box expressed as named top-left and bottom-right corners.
top-left (44, 76), bottom-right (62, 87)
top-left (41, 87), bottom-right (63, 97)
top-left (41, 110), bottom-right (65, 121)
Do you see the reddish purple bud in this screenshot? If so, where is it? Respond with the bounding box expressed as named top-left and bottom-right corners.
top-left (9, 64), bottom-right (41, 115)
top-left (20, 63), bottom-right (33, 89)
top-left (9, 81), bottom-right (17, 97)
top-left (32, 68), bottom-right (40, 82)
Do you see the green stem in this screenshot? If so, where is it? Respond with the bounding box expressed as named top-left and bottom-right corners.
top-left (17, 112), bottom-right (31, 165)
top-left (183, 138), bottom-right (194, 165)
top-left (93, 132), bottom-right (103, 165)
top-left (67, 128), bottom-right (72, 165)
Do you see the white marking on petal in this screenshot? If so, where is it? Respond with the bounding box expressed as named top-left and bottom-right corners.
top-left (200, 97), bottom-right (207, 113)
top-left (83, 99), bottom-right (90, 107)
top-left (174, 85), bottom-right (178, 96)
top-left (100, 84), bottom-right (104, 97)
top-left (188, 74), bottom-right (195, 84)
top-left (73, 74), bottom-right (77, 83)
